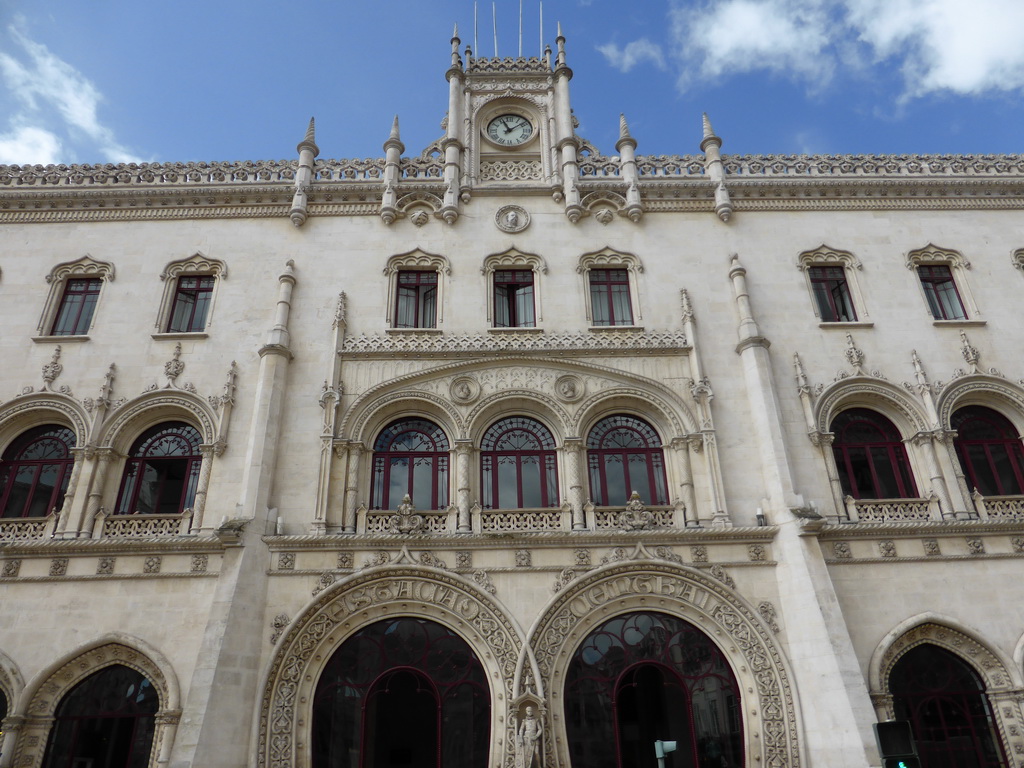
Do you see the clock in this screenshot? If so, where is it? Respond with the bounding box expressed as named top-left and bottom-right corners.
top-left (486, 114), bottom-right (534, 147)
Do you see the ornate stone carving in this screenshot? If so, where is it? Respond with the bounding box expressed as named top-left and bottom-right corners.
top-left (2, 559), bottom-right (21, 577)
top-left (278, 552), bottom-right (295, 570)
top-left (922, 539), bottom-right (941, 556)
top-left (574, 548), bottom-right (591, 566)
top-left (389, 495), bottom-right (427, 535)
top-left (833, 541), bottom-right (852, 559)
top-left (495, 204), bottom-right (530, 232)
top-left (96, 557), bottom-right (115, 575)
top-left (270, 614), bottom-right (290, 644)
top-left (690, 545), bottom-right (708, 563)
top-left (312, 572), bottom-right (335, 596)
top-left (41, 346), bottom-right (63, 389)
top-left (515, 549), bottom-right (532, 568)
top-left (553, 374), bottom-right (585, 403)
top-left (456, 551), bottom-right (472, 569)
top-left (49, 558), bottom-right (68, 576)
top-left (471, 569), bottom-right (497, 594)
top-left (337, 552), bottom-right (354, 569)
top-left (1011, 537), bottom-right (1024, 553)
top-left (748, 544), bottom-right (767, 561)
top-left (552, 567), bottom-right (578, 593)
top-left (191, 554), bottom-right (208, 573)
top-left (480, 160), bottom-right (543, 181)
top-left (758, 601), bottom-right (781, 632)
top-left (449, 375), bottom-right (481, 404)
top-left (708, 564), bottom-right (735, 588)
top-left (616, 491), bottom-right (656, 531)
top-left (418, 551), bottom-right (448, 570)
top-left (966, 537), bottom-right (985, 555)
top-left (879, 540), bottom-right (896, 558)
top-left (144, 556), bottom-right (162, 574)
top-left (341, 329), bottom-right (688, 356)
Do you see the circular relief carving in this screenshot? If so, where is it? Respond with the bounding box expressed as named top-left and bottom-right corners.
top-left (554, 374), bottom-right (585, 403)
top-left (450, 376), bottom-right (481, 405)
top-left (495, 205), bottom-right (530, 233)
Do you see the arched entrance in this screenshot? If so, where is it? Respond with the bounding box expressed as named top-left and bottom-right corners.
top-left (311, 617), bottom-right (490, 768)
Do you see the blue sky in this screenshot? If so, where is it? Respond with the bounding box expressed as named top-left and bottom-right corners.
top-left (2, 0), bottom-right (1023, 166)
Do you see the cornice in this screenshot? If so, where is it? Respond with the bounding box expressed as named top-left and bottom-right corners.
top-left (818, 519), bottom-right (1024, 539)
top-left (0, 535), bottom-right (225, 557)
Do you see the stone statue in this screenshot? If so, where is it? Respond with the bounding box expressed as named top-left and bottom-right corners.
top-left (515, 705), bottom-right (541, 768)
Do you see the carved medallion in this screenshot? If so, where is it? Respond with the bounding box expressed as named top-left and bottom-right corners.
top-left (495, 204), bottom-right (530, 233)
top-left (449, 375), bottom-right (481, 404)
top-left (553, 374), bottom-right (585, 403)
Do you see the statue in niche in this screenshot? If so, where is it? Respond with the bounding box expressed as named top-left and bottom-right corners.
top-left (515, 705), bottom-right (542, 768)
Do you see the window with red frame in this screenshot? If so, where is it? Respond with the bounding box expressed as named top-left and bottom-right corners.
top-left (115, 422), bottom-right (202, 515)
top-left (167, 275), bottom-right (215, 333)
top-left (809, 265), bottom-right (857, 321)
top-left (890, 644), bottom-right (1008, 768)
top-left (952, 406), bottom-right (1024, 496)
top-left (587, 415), bottom-right (667, 506)
top-left (51, 278), bottom-right (102, 335)
top-left (0, 425), bottom-right (75, 519)
top-left (395, 271), bottom-right (438, 328)
top-left (371, 418), bottom-right (449, 510)
top-left (831, 408), bottom-right (917, 499)
top-left (481, 416), bottom-right (558, 509)
top-left (493, 269), bottom-right (535, 327)
top-left (918, 264), bottom-right (967, 320)
top-left (589, 268), bottom-right (633, 326)
top-left (41, 664), bottom-right (158, 768)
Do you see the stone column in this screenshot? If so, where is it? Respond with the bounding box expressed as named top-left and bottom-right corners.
top-left (455, 441), bottom-right (473, 532)
top-left (81, 447), bottom-right (117, 536)
top-left (155, 710), bottom-right (181, 766)
top-left (55, 447), bottom-right (85, 537)
top-left (670, 437), bottom-right (700, 527)
top-left (343, 443), bottom-right (364, 533)
top-left (0, 715), bottom-right (24, 768)
top-left (813, 433), bottom-right (847, 519)
top-left (912, 431), bottom-right (957, 520)
top-left (563, 438), bottom-right (586, 530)
top-left (190, 444), bottom-right (218, 533)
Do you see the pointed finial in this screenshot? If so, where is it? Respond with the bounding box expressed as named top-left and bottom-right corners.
top-left (296, 116), bottom-right (320, 156)
top-left (304, 117), bottom-right (315, 143)
top-left (557, 21), bottom-right (563, 38)
top-left (619, 113), bottom-right (631, 139)
top-left (700, 112), bottom-right (722, 153)
top-left (453, 22), bottom-right (459, 39)
top-left (390, 115), bottom-right (401, 141)
top-left (702, 113), bottom-right (714, 139)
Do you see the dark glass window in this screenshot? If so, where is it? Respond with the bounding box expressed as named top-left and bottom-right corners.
top-left (952, 406), bottom-right (1024, 496)
top-left (115, 422), bottom-right (202, 515)
top-left (167, 275), bottom-right (215, 333)
top-left (312, 617), bottom-right (490, 768)
top-left (481, 417), bottom-right (558, 509)
top-left (809, 266), bottom-right (856, 321)
top-left (587, 415), bottom-right (668, 506)
top-left (42, 664), bottom-right (158, 768)
top-left (589, 269), bottom-right (634, 326)
top-left (51, 278), bottom-right (102, 335)
top-left (831, 409), bottom-right (917, 499)
top-left (890, 644), bottom-right (1008, 768)
top-left (371, 418), bottom-right (449, 510)
top-left (0, 425), bottom-right (75, 519)
top-left (565, 612), bottom-right (743, 768)
top-left (493, 270), bottom-right (535, 328)
top-left (919, 265), bottom-right (967, 320)
top-left (395, 271), bottom-right (438, 329)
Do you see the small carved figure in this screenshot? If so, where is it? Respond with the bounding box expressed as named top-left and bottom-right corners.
top-left (390, 494), bottom-right (426, 534)
top-left (505, 209), bottom-right (520, 227)
top-left (516, 706), bottom-right (541, 768)
top-left (558, 379), bottom-right (576, 398)
top-left (454, 381), bottom-right (472, 400)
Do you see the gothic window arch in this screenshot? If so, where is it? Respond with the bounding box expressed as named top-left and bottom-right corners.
top-left (114, 422), bottom-right (202, 516)
top-left (41, 664), bottom-right (159, 768)
top-left (831, 408), bottom-right (917, 499)
top-left (952, 405), bottom-right (1024, 496)
top-left (37, 255), bottom-right (115, 339)
top-left (154, 252), bottom-right (227, 336)
top-left (311, 617), bottom-right (490, 768)
top-left (796, 244), bottom-right (869, 323)
top-left (482, 249), bottom-right (547, 329)
top-left (577, 249), bottom-right (643, 327)
top-left (383, 250), bottom-right (451, 330)
top-left (0, 424), bottom-right (76, 518)
top-left (480, 416), bottom-right (558, 509)
top-left (371, 418), bottom-right (450, 510)
top-left (586, 415), bottom-right (667, 506)
top-left (906, 244), bottom-right (980, 323)
top-left (565, 611), bottom-right (743, 768)
top-left (889, 644), bottom-right (1008, 768)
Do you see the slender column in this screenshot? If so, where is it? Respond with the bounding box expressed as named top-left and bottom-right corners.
top-left (289, 118), bottom-right (319, 227)
top-left (190, 444), bottom-right (217, 533)
top-left (55, 447), bottom-right (85, 537)
top-left (440, 25), bottom-right (464, 222)
top-left (380, 117), bottom-right (404, 224)
top-left (671, 437), bottom-right (700, 527)
top-left (563, 438), bottom-right (585, 530)
top-left (552, 25), bottom-right (581, 220)
top-left (155, 711), bottom-right (181, 766)
top-left (615, 114), bottom-right (642, 222)
top-left (0, 715), bottom-right (24, 768)
top-left (455, 442), bottom-right (473, 532)
top-left (343, 443), bottom-right (363, 533)
top-left (912, 432), bottom-right (957, 520)
top-left (81, 448), bottom-right (116, 536)
top-left (814, 433), bottom-right (847, 519)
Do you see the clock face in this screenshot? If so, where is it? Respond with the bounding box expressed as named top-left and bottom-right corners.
top-left (486, 114), bottom-right (534, 147)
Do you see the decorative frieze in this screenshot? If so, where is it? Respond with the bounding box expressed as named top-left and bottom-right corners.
top-left (341, 330), bottom-right (688, 357)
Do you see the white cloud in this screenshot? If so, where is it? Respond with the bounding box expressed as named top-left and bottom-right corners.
top-left (597, 38), bottom-right (667, 73)
top-left (0, 125), bottom-right (61, 165)
top-left (0, 25), bottom-right (141, 164)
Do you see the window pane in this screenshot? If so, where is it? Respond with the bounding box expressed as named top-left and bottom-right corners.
top-left (869, 447), bottom-right (900, 498)
top-left (395, 286), bottom-right (417, 328)
top-left (26, 464), bottom-right (59, 518)
top-left (388, 457), bottom-right (409, 509)
top-left (497, 457), bottom-right (518, 508)
top-left (481, 455), bottom-right (494, 509)
top-left (936, 281), bottom-right (966, 320)
top-left (413, 457), bottom-right (434, 508)
top-left (610, 284), bottom-right (633, 325)
top-left (494, 285), bottom-right (510, 328)
top-left (420, 286), bottom-right (437, 328)
top-left (3, 465), bottom-right (36, 518)
top-left (168, 291), bottom-right (196, 333)
top-left (590, 283), bottom-right (610, 325)
top-left (520, 455), bottom-right (542, 508)
top-left (515, 284), bottom-right (535, 327)
top-left (603, 454), bottom-right (628, 505)
top-left (811, 280), bottom-right (836, 321)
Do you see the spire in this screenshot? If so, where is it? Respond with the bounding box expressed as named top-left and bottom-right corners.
top-left (389, 114), bottom-right (401, 142)
top-left (296, 116), bottom-right (319, 156)
top-left (557, 21), bottom-right (562, 38)
top-left (383, 114), bottom-right (405, 155)
top-left (619, 113), bottom-right (631, 140)
top-left (700, 112), bottom-right (721, 151)
top-left (453, 22), bottom-right (459, 39)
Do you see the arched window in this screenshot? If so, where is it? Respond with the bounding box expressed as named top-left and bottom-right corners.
top-left (952, 406), bottom-right (1024, 496)
top-left (0, 425), bottom-right (76, 519)
top-left (115, 422), bottom-right (202, 515)
top-left (831, 409), bottom-right (917, 499)
top-left (890, 644), bottom-right (1007, 768)
top-left (312, 617), bottom-right (490, 768)
top-left (481, 417), bottom-right (558, 509)
top-left (41, 664), bottom-right (158, 768)
top-left (371, 418), bottom-right (450, 510)
top-left (565, 612), bottom-right (743, 768)
top-left (587, 415), bottom-right (668, 506)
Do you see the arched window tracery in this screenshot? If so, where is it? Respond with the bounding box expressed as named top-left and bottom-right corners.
top-left (586, 415), bottom-right (667, 506)
top-left (312, 617), bottom-right (490, 768)
top-left (41, 664), bottom-right (158, 768)
top-left (890, 644), bottom-right (1007, 768)
top-left (480, 416), bottom-right (558, 509)
top-left (952, 405), bottom-right (1024, 496)
top-left (115, 422), bottom-right (202, 515)
top-left (0, 424), bottom-right (76, 519)
top-left (565, 611), bottom-right (743, 768)
top-left (371, 418), bottom-right (450, 510)
top-left (830, 408), bottom-right (917, 499)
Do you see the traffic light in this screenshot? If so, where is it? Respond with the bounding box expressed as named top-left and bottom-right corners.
top-left (874, 721), bottom-right (920, 768)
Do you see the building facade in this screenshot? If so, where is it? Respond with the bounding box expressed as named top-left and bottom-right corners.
top-left (1, 29), bottom-right (1024, 768)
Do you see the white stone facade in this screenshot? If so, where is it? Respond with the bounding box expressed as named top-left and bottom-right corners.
top-left (0, 30), bottom-right (1023, 768)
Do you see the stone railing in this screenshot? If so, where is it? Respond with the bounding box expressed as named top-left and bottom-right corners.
top-left (843, 496), bottom-right (939, 523)
top-left (400, 158), bottom-right (445, 180)
top-left (593, 506), bottom-right (675, 530)
top-left (635, 156), bottom-right (706, 178)
top-left (360, 509), bottom-right (452, 535)
top-left (0, 514), bottom-right (56, 542)
top-left (578, 156), bottom-right (622, 178)
top-left (341, 330), bottom-right (687, 356)
top-left (721, 154), bottom-right (1024, 178)
top-left (95, 508), bottom-right (193, 538)
top-left (0, 161), bottom-right (299, 187)
top-left (971, 492), bottom-right (1024, 521)
top-left (479, 509), bottom-right (564, 533)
